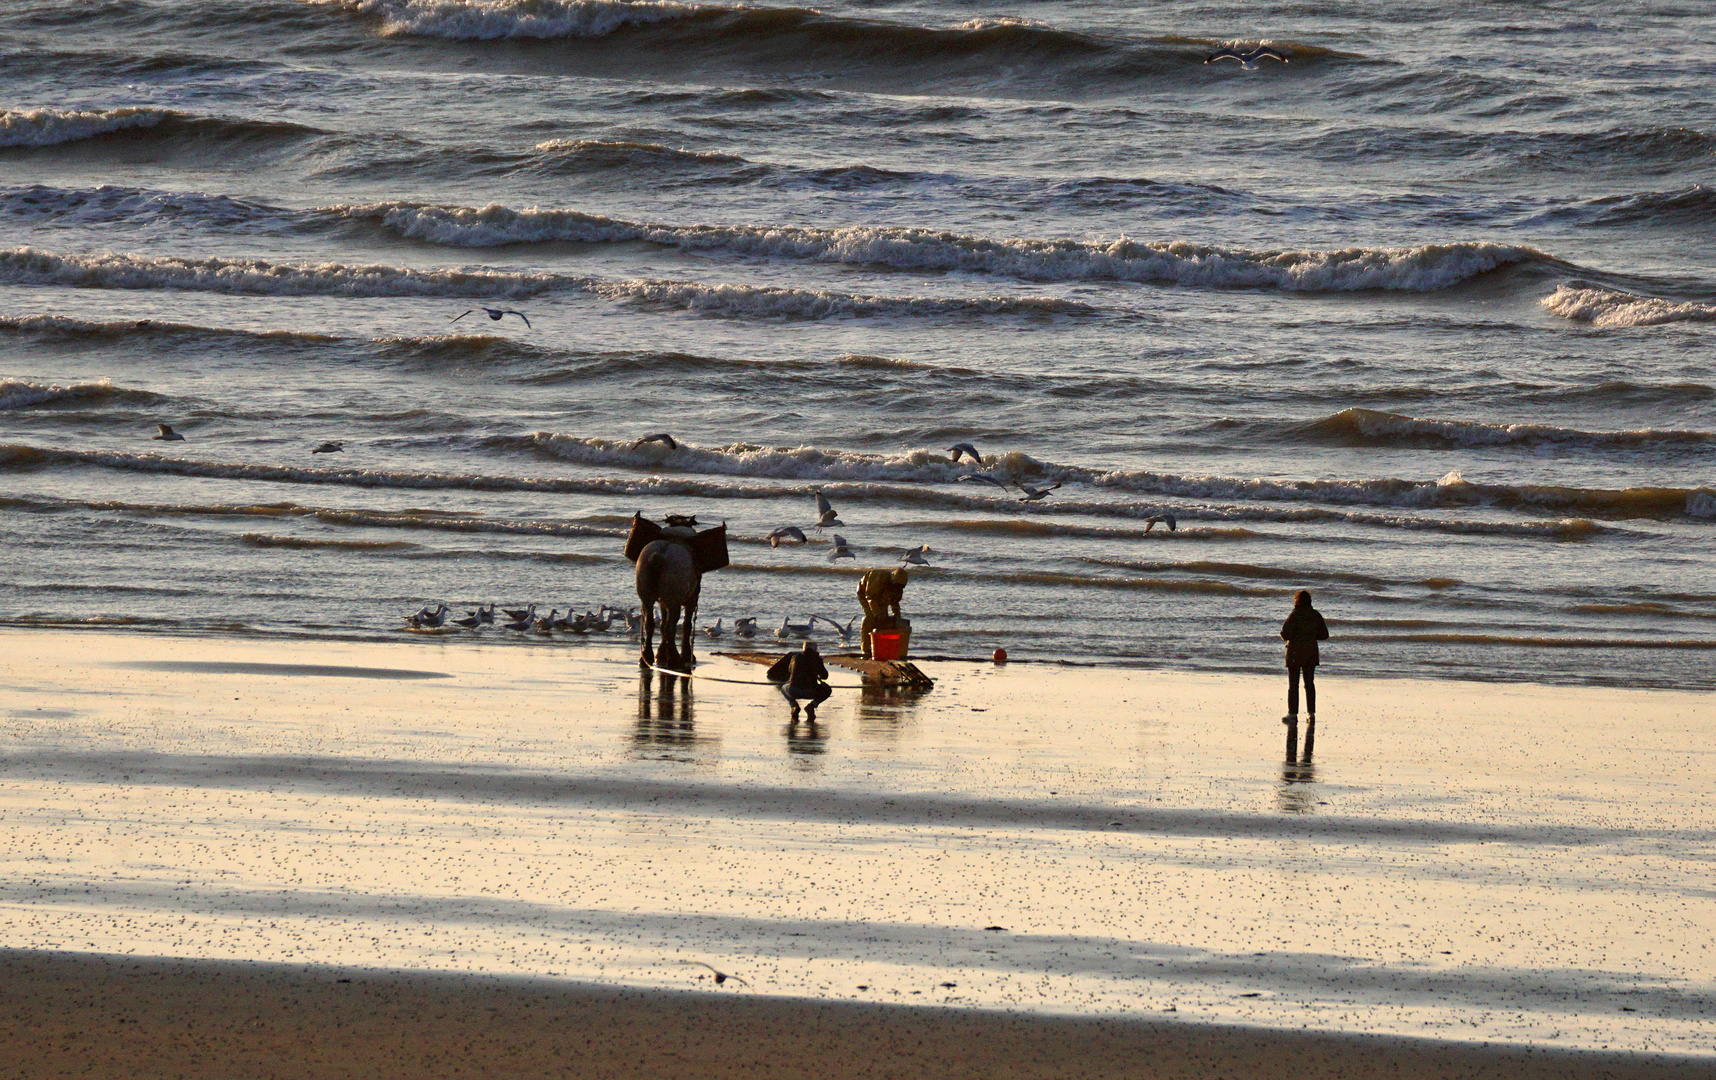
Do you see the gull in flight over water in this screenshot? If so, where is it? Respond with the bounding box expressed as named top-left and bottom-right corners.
top-left (312, 441), bottom-right (343, 454)
top-left (947, 442), bottom-right (981, 464)
top-left (828, 534), bottom-right (855, 561)
top-left (1204, 45), bottom-right (1289, 69)
top-left (152, 423), bottom-right (185, 441)
top-left (450, 307), bottom-right (532, 328)
top-left (1017, 482), bottom-right (1061, 503)
top-left (814, 489), bottom-right (844, 530)
top-left (1146, 512), bottom-right (1178, 533)
top-left (768, 525), bottom-right (808, 548)
top-left (900, 544), bottom-right (932, 566)
top-left (813, 614), bottom-right (858, 642)
top-left (959, 473), bottom-right (1010, 492)
top-left (635, 433), bottom-right (678, 450)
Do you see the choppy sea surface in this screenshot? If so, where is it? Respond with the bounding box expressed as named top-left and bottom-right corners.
top-left (2, 0), bottom-right (1713, 689)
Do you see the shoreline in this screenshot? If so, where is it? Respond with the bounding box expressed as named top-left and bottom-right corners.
top-left (2, 626), bottom-right (1711, 1063)
top-left (4, 950), bottom-right (1709, 1080)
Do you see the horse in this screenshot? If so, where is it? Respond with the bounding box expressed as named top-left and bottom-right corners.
top-left (627, 513), bottom-right (728, 671)
top-left (635, 536), bottom-right (701, 671)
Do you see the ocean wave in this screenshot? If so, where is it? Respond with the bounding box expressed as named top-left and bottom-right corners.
top-left (3, 441), bottom-right (1695, 529)
top-left (0, 106), bottom-right (171, 148)
top-left (0, 247), bottom-right (1088, 318)
top-left (346, 200), bottom-right (1544, 291)
top-left (0, 377), bottom-right (165, 411)
top-left (0, 246), bottom-right (572, 298)
top-left (0, 106), bottom-right (323, 150)
top-left (1541, 281), bottom-right (1716, 328)
top-left (319, 0), bottom-right (706, 40)
top-left (1585, 184), bottom-right (1716, 229)
top-left (531, 138), bottom-right (747, 167)
top-left (1297, 407), bottom-right (1715, 449)
top-left (240, 533), bottom-right (422, 551)
top-left (0, 183), bottom-right (301, 232)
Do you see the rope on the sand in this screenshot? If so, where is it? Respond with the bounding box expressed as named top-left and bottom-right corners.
top-left (647, 663), bottom-right (865, 689)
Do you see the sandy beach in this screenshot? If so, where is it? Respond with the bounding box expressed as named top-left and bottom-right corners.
top-left (1, 627), bottom-right (1711, 1077)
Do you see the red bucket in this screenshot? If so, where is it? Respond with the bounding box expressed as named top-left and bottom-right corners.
top-left (869, 630), bottom-right (905, 661)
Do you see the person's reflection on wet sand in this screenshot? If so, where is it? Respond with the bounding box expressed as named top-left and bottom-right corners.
top-left (1277, 717), bottom-right (1318, 814)
top-left (633, 671), bottom-right (700, 757)
top-left (784, 716), bottom-right (828, 767)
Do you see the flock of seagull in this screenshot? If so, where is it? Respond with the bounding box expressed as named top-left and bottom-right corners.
top-left (400, 601), bottom-right (861, 643)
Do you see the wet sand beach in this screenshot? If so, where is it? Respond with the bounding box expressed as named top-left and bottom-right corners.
top-left (1, 628), bottom-right (1712, 1075)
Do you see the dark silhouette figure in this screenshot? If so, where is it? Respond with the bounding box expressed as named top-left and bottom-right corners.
top-left (1280, 589), bottom-right (1329, 719)
top-left (768, 641), bottom-right (831, 720)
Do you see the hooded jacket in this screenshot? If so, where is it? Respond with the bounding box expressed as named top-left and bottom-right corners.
top-left (1280, 605), bottom-right (1330, 667)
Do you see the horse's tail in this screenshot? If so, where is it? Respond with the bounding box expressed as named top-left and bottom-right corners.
top-left (637, 544), bottom-right (667, 603)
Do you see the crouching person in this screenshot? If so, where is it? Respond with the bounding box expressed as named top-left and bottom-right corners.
top-left (767, 641), bottom-right (831, 721)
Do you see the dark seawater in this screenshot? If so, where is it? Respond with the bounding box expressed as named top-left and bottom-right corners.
top-left (1, 0), bottom-right (1713, 688)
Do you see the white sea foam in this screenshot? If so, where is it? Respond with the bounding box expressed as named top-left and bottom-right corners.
top-left (1542, 281), bottom-right (1716, 328)
top-left (348, 201), bottom-right (1539, 290)
top-left (0, 107), bottom-right (173, 148)
top-left (316, 0), bottom-right (703, 39)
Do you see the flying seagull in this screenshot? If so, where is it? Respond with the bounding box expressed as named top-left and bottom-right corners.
top-left (814, 489), bottom-right (843, 530)
top-left (828, 534), bottom-right (855, 561)
top-left (900, 544), bottom-right (932, 566)
top-left (1146, 512), bottom-right (1179, 533)
top-left (948, 442), bottom-right (981, 464)
top-left (450, 307), bottom-right (532, 328)
top-left (768, 525), bottom-right (808, 548)
top-left (959, 473), bottom-right (1010, 491)
top-left (683, 961), bottom-right (749, 988)
top-left (1017, 482), bottom-right (1061, 503)
top-left (1204, 45), bottom-right (1289, 69)
top-left (636, 433), bottom-right (678, 450)
top-left (312, 441), bottom-right (344, 454)
top-left (152, 423), bottom-right (185, 441)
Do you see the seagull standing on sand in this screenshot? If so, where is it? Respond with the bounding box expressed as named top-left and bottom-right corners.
top-left (1204, 45), bottom-right (1289, 69)
top-left (948, 442), bottom-right (981, 464)
top-left (152, 423), bottom-right (185, 441)
top-left (1017, 482), bottom-right (1061, 503)
top-left (312, 441), bottom-right (343, 454)
top-left (1146, 512), bottom-right (1178, 533)
top-left (702, 617), bottom-right (724, 638)
top-left (768, 525), bottom-right (808, 548)
top-left (777, 616), bottom-right (814, 639)
top-left (734, 616), bottom-right (758, 638)
top-left (450, 307), bottom-right (532, 328)
top-left (635, 433), bottom-right (678, 450)
top-left (828, 534), bottom-right (855, 561)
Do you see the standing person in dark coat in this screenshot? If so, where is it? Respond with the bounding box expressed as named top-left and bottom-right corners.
top-left (1280, 589), bottom-right (1330, 720)
top-left (767, 640), bottom-right (831, 720)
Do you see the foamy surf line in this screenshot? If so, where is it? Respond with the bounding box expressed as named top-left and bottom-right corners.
top-left (0, 248), bottom-right (1097, 318)
top-left (348, 200), bottom-right (1547, 291)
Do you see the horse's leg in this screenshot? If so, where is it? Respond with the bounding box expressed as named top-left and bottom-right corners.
top-left (681, 574), bottom-right (701, 668)
top-left (656, 601), bottom-right (682, 670)
top-left (640, 598), bottom-right (656, 668)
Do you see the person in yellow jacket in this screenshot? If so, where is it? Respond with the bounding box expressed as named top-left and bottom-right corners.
top-left (1280, 589), bottom-right (1330, 720)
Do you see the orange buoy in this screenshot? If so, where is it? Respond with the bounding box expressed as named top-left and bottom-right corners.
top-left (992, 647), bottom-right (1008, 663)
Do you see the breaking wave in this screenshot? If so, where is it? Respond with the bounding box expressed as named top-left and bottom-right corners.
top-left (1298, 407), bottom-right (1715, 449)
top-left (0, 377), bottom-right (166, 411)
top-left (1542, 281), bottom-right (1716, 328)
top-left (318, 0), bottom-right (707, 39)
top-left (0, 106), bottom-right (324, 149)
top-left (0, 248), bottom-right (1093, 318)
top-left (348, 200), bottom-right (1544, 291)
